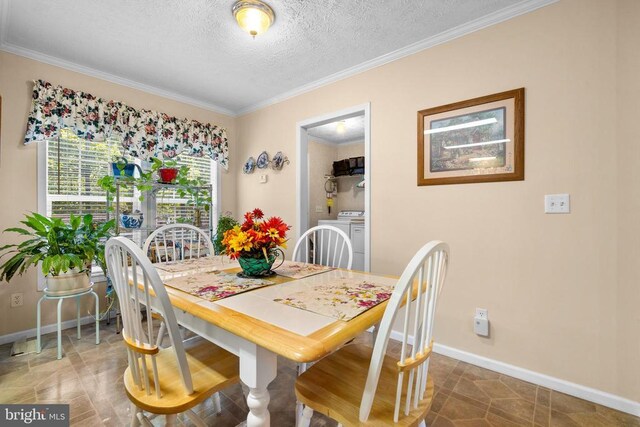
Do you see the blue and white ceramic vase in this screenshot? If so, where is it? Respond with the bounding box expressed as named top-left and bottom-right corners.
top-left (120, 211), bottom-right (144, 229)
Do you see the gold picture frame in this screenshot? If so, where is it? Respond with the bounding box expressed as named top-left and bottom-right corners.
top-left (418, 88), bottom-right (525, 186)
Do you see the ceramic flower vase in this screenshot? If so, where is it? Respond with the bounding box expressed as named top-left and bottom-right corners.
top-left (238, 249), bottom-right (284, 277)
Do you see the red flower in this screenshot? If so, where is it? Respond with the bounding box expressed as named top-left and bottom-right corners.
top-left (252, 208), bottom-right (264, 219)
top-left (241, 212), bottom-right (254, 231)
top-left (261, 216), bottom-right (290, 237)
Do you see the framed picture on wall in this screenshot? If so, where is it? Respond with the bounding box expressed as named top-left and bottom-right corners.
top-left (417, 88), bottom-right (525, 186)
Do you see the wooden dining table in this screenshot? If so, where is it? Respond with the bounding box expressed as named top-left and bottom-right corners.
top-left (138, 261), bottom-right (398, 427)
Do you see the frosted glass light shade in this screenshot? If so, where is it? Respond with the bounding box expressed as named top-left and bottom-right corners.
top-left (233, 0), bottom-right (275, 37)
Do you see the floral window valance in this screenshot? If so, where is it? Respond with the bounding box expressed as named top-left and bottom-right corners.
top-left (24, 80), bottom-right (229, 169)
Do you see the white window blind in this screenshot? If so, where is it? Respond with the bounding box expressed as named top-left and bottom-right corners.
top-left (46, 128), bottom-right (216, 226)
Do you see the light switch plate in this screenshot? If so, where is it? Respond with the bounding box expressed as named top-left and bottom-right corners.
top-left (315, 205), bottom-right (323, 213)
top-left (259, 174), bottom-right (268, 184)
top-left (545, 194), bottom-right (570, 214)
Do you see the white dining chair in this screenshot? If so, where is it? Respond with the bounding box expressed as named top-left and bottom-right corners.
top-left (295, 241), bottom-right (450, 427)
top-left (292, 225), bottom-right (354, 423)
top-left (292, 225), bottom-right (353, 269)
top-left (105, 236), bottom-right (239, 427)
top-left (143, 224), bottom-right (213, 263)
top-left (143, 223), bottom-right (215, 345)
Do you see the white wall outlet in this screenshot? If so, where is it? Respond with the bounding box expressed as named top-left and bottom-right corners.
top-left (315, 205), bottom-right (324, 213)
top-left (545, 194), bottom-right (570, 214)
top-left (259, 174), bottom-right (268, 184)
top-left (11, 293), bottom-right (24, 308)
top-left (474, 308), bottom-right (489, 337)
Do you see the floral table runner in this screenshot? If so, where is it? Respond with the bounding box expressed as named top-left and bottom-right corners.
top-left (273, 278), bottom-right (394, 321)
top-left (164, 271), bottom-right (275, 302)
top-left (155, 256), bottom-right (238, 274)
top-left (273, 260), bottom-right (335, 279)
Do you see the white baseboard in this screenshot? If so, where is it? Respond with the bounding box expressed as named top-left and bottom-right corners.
top-left (0, 315), bottom-right (97, 346)
top-left (389, 331), bottom-right (640, 417)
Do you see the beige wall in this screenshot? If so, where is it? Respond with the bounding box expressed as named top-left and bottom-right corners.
top-left (236, 0), bottom-right (639, 402)
top-left (0, 51), bottom-right (237, 338)
top-left (616, 0), bottom-right (640, 402)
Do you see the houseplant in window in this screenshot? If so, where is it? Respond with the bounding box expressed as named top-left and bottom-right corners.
top-left (213, 212), bottom-right (239, 255)
top-left (97, 157), bottom-right (162, 206)
top-left (222, 209), bottom-right (289, 277)
top-left (0, 213), bottom-right (114, 294)
top-left (173, 165), bottom-right (211, 227)
top-left (111, 156), bottom-right (142, 177)
top-left (98, 158), bottom-right (161, 229)
top-left (157, 158), bottom-right (180, 184)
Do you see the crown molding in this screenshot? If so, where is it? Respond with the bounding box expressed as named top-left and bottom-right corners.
top-left (0, 1), bottom-right (237, 119)
top-left (1, 0), bottom-right (557, 118)
top-left (236, 0), bottom-right (558, 116)
top-left (0, 42), bottom-right (237, 117)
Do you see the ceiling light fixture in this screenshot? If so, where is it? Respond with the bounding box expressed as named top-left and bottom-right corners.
top-left (232, 0), bottom-right (275, 38)
top-left (336, 121), bottom-right (346, 134)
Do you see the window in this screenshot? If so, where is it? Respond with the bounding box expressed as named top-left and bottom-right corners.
top-left (44, 128), bottom-right (217, 228)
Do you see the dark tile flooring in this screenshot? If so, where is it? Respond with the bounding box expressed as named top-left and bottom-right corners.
top-left (1, 321), bottom-right (638, 426)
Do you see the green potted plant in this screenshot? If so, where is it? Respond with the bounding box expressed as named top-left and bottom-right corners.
top-left (173, 165), bottom-right (211, 227)
top-left (98, 157), bottom-right (164, 209)
top-left (213, 212), bottom-right (239, 255)
top-left (110, 156), bottom-right (142, 177)
top-left (157, 158), bottom-right (180, 183)
top-left (0, 213), bottom-right (114, 294)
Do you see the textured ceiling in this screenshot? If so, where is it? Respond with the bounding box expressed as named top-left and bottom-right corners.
top-left (0, 0), bottom-right (547, 115)
top-left (308, 116), bottom-right (364, 144)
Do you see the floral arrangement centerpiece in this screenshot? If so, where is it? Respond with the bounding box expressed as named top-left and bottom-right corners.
top-left (222, 209), bottom-right (290, 277)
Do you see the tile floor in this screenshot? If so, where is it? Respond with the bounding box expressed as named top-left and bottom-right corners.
top-left (0, 321), bottom-right (638, 427)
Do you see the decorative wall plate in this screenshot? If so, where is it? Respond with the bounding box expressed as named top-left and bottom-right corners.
top-left (243, 157), bottom-right (256, 174)
top-left (256, 151), bottom-right (270, 169)
top-left (271, 151), bottom-right (289, 170)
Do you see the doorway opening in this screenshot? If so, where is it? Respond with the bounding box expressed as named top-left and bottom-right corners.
top-left (296, 104), bottom-right (371, 271)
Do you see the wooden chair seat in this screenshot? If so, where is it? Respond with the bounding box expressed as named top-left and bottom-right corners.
top-left (124, 338), bottom-right (239, 414)
top-left (295, 343), bottom-right (434, 427)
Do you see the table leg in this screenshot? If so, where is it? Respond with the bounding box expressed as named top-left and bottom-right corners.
top-left (296, 363), bottom-right (309, 425)
top-left (76, 296), bottom-right (81, 340)
top-left (240, 342), bottom-right (277, 427)
top-left (57, 299), bottom-right (63, 360)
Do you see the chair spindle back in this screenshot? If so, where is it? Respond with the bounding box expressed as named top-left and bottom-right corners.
top-left (106, 236), bottom-right (194, 399)
top-left (143, 224), bottom-right (213, 263)
top-left (292, 225), bottom-right (353, 269)
top-left (359, 241), bottom-right (449, 422)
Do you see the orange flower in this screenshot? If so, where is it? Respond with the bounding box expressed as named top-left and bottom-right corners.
top-left (222, 210), bottom-right (290, 257)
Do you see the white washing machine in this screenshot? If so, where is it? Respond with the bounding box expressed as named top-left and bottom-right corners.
top-left (318, 210), bottom-right (365, 270)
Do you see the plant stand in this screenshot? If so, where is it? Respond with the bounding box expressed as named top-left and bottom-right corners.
top-left (36, 285), bottom-right (100, 360)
